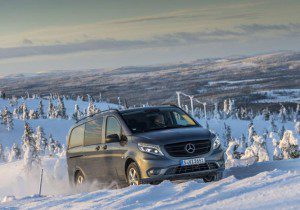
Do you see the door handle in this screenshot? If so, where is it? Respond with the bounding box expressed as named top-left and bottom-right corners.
top-left (95, 145), bottom-right (101, 151)
top-left (102, 145), bottom-right (107, 150)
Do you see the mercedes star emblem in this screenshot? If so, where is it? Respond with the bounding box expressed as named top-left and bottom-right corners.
top-left (185, 143), bottom-right (196, 153)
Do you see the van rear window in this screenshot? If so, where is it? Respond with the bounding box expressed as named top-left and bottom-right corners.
top-left (69, 124), bottom-right (85, 148)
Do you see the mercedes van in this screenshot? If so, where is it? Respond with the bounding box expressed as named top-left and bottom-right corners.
top-left (66, 106), bottom-right (225, 186)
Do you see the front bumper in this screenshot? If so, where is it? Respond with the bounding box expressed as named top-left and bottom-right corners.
top-left (136, 148), bottom-right (225, 183)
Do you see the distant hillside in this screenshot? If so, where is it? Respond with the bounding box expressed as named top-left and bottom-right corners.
top-left (0, 51), bottom-right (299, 107)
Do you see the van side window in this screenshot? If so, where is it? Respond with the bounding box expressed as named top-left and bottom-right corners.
top-left (85, 117), bottom-right (103, 145)
top-left (106, 116), bottom-right (121, 138)
top-left (69, 124), bottom-right (85, 148)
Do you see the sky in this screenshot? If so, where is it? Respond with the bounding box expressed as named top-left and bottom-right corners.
top-left (0, 0), bottom-right (299, 75)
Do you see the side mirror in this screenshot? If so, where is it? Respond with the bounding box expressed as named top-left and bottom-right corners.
top-left (106, 134), bottom-right (120, 143)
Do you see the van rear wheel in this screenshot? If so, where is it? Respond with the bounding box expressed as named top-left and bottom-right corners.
top-left (75, 171), bottom-right (85, 186)
top-left (126, 163), bottom-right (141, 186)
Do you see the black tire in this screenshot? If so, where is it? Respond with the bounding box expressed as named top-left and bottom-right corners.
top-left (75, 170), bottom-right (85, 186)
top-left (203, 172), bottom-right (223, 183)
top-left (126, 162), bottom-right (141, 186)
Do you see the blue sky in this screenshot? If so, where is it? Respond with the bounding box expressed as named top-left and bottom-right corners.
top-left (0, 0), bottom-right (299, 75)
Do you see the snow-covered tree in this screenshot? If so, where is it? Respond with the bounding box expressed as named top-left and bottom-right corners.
top-left (35, 126), bottom-right (47, 154)
top-left (37, 99), bottom-right (45, 119)
top-left (242, 135), bottom-right (269, 162)
top-left (87, 99), bottom-right (96, 116)
top-left (72, 104), bottom-right (82, 121)
top-left (48, 134), bottom-right (56, 155)
top-left (213, 102), bottom-right (220, 119)
top-left (29, 109), bottom-right (38, 119)
top-left (2, 106), bottom-right (14, 130)
top-left (8, 143), bottom-right (21, 162)
top-left (279, 125), bottom-right (286, 139)
top-left (228, 99), bottom-right (237, 118)
top-left (223, 99), bottom-right (229, 118)
top-left (21, 103), bottom-right (28, 120)
top-left (13, 108), bottom-right (19, 119)
top-left (235, 134), bottom-right (246, 156)
top-left (57, 96), bottom-right (67, 119)
top-left (262, 108), bottom-right (270, 121)
top-left (224, 123), bottom-right (232, 146)
top-left (279, 130), bottom-right (299, 159)
top-left (247, 122), bottom-right (256, 146)
top-left (22, 122), bottom-right (40, 170)
top-left (295, 122), bottom-right (300, 135)
top-left (47, 98), bottom-right (56, 119)
top-left (269, 115), bottom-right (277, 133)
top-left (295, 104), bottom-right (300, 122)
top-left (269, 132), bottom-right (282, 160)
top-left (279, 105), bottom-right (287, 123)
top-left (0, 144), bottom-right (5, 162)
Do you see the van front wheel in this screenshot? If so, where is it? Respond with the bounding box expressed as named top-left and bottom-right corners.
top-left (126, 163), bottom-right (141, 186)
top-left (203, 172), bottom-right (223, 182)
top-left (75, 171), bottom-right (85, 186)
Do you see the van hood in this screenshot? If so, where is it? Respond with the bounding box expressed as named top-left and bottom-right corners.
top-left (132, 127), bottom-right (212, 145)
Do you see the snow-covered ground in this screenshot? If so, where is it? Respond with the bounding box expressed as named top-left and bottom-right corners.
top-left (0, 157), bottom-right (299, 209)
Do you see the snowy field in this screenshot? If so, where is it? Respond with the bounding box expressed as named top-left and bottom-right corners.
top-left (0, 96), bottom-right (299, 209)
top-left (0, 158), bottom-right (299, 209)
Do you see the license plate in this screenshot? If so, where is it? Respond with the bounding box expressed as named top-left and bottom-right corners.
top-left (180, 158), bottom-right (205, 166)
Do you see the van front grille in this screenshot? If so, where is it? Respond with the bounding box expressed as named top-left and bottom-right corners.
top-left (165, 163), bottom-right (218, 175)
top-left (164, 140), bottom-right (211, 157)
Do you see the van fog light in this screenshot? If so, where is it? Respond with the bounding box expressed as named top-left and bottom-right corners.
top-left (147, 168), bottom-right (161, 176)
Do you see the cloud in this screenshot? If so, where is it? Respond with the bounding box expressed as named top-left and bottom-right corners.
top-left (238, 23), bottom-right (300, 33)
top-left (0, 22), bottom-right (299, 60)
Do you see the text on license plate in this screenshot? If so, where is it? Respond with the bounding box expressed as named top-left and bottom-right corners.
top-left (180, 158), bottom-right (205, 166)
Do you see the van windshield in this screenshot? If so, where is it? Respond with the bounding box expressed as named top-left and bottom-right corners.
top-left (120, 107), bottom-right (198, 133)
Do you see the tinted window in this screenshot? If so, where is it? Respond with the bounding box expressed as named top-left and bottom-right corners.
top-left (85, 117), bottom-right (103, 146)
top-left (121, 108), bottom-right (198, 133)
top-left (69, 124), bottom-right (85, 148)
top-left (106, 117), bottom-right (121, 138)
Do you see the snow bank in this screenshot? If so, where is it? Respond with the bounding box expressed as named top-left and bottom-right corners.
top-left (0, 159), bottom-right (299, 209)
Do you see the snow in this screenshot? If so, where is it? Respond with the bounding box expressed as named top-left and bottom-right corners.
top-left (0, 158), bottom-right (299, 209)
top-left (0, 97), bottom-right (119, 148)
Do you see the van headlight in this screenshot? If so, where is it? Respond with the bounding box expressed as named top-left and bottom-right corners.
top-left (138, 143), bottom-right (164, 156)
top-left (212, 137), bottom-right (221, 150)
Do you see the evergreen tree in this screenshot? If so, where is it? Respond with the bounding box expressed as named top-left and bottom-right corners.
top-left (2, 107), bottom-right (14, 130)
top-left (22, 122), bottom-right (40, 170)
top-left (37, 99), bottom-right (44, 119)
top-left (269, 132), bottom-right (282, 160)
top-left (35, 126), bottom-right (47, 154)
top-left (47, 98), bottom-right (56, 119)
top-left (213, 102), bottom-right (220, 119)
top-left (72, 104), bottom-right (82, 121)
top-left (22, 103), bottom-right (28, 120)
top-left (224, 123), bottom-right (232, 146)
top-left (57, 96), bottom-right (67, 119)
top-left (48, 134), bottom-right (56, 155)
top-left (13, 108), bottom-right (19, 119)
top-left (279, 130), bottom-right (299, 159)
top-left (295, 104), bottom-right (300, 122)
top-left (295, 122), bottom-right (300, 135)
top-left (247, 122), bottom-right (256, 146)
top-left (0, 144), bottom-right (5, 162)
top-left (87, 99), bottom-right (96, 116)
top-left (270, 115), bottom-right (277, 133)
top-left (279, 105), bottom-right (287, 123)
top-left (279, 125), bottom-right (286, 139)
top-left (8, 143), bottom-right (21, 162)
